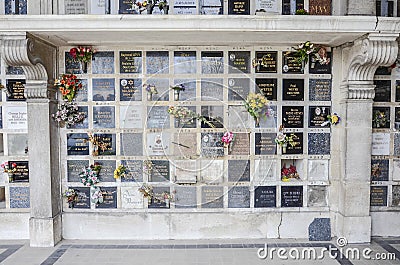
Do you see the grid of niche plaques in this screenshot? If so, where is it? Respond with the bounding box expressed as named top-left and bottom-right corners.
top-left (370, 66), bottom-right (400, 209)
top-left (0, 57), bottom-right (30, 211)
top-left (61, 46), bottom-right (332, 211)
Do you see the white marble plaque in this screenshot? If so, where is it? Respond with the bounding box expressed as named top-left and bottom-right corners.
top-left (146, 133), bottom-right (171, 156)
top-left (174, 160), bottom-right (197, 184)
top-left (90, 0), bottom-right (107, 14)
top-left (174, 0), bottom-right (196, 6)
top-left (371, 133), bottom-right (390, 156)
top-left (203, 0), bottom-right (222, 5)
top-left (202, 7), bottom-right (221, 14)
top-left (121, 187), bottom-right (144, 209)
top-left (200, 160), bottom-right (224, 183)
top-left (65, 0), bottom-right (87, 14)
top-left (254, 159), bottom-right (276, 184)
top-left (120, 105), bottom-right (143, 128)
top-left (308, 160), bottom-right (329, 181)
top-left (174, 7), bottom-right (198, 14)
top-left (228, 106), bottom-right (250, 128)
top-left (255, 0), bottom-right (278, 12)
top-left (5, 106), bottom-right (27, 130)
top-left (393, 160), bottom-right (400, 181)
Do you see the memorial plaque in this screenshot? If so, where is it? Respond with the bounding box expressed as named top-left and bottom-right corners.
top-left (370, 186), bottom-right (388, 206)
top-left (281, 186), bottom-right (303, 207)
top-left (174, 160), bottom-right (197, 184)
top-left (372, 107), bottom-right (390, 128)
top-left (8, 134), bottom-right (28, 156)
top-left (145, 78), bottom-right (169, 101)
top-left (309, 79), bottom-right (331, 101)
top-left (282, 52), bottom-right (303, 74)
top-left (70, 187), bottom-right (90, 209)
top-left (9, 187), bottom-right (29, 208)
top-left (201, 186), bottom-right (223, 208)
top-left (0, 107), bottom-right (2, 129)
top-left (228, 51), bottom-right (250, 73)
top-left (254, 186), bottom-right (276, 208)
top-left (200, 160), bottom-right (224, 183)
top-left (69, 106), bottom-right (89, 129)
top-left (392, 186), bottom-right (400, 207)
top-left (6, 79), bottom-right (25, 101)
top-left (119, 0), bottom-right (136, 14)
top-left (309, 106), bottom-right (330, 128)
top-left (228, 160), bottom-right (250, 182)
top-left (93, 106), bottom-right (115, 128)
top-left (396, 80), bottom-right (400, 102)
top-left (5, 0), bottom-right (27, 14)
top-left (374, 80), bottom-right (391, 102)
top-left (376, 66), bottom-right (393, 75)
top-left (9, 161), bottom-right (29, 182)
top-left (308, 160), bottom-right (329, 181)
top-left (308, 186), bottom-right (327, 207)
top-left (146, 51), bottom-right (169, 74)
top-left (120, 78), bottom-right (142, 101)
top-left (256, 0), bottom-right (278, 12)
top-left (201, 106), bottom-right (224, 128)
top-left (67, 133), bottom-right (89, 156)
top-left (90, 0), bottom-right (110, 14)
top-left (173, 79), bottom-right (196, 101)
top-left (283, 79), bottom-right (304, 101)
top-left (93, 134), bottom-right (116, 156)
top-left (395, 107), bottom-right (400, 130)
top-left (65, 52), bottom-right (83, 74)
top-left (121, 187), bottom-right (144, 209)
top-left (92, 51), bottom-right (114, 74)
top-left (94, 160), bottom-right (116, 182)
top-left (75, 79), bottom-right (88, 102)
top-left (174, 51), bottom-right (196, 74)
top-left (148, 187), bottom-right (170, 208)
top-left (121, 133), bottom-right (143, 156)
top-left (201, 132), bottom-right (224, 157)
top-left (228, 186), bottom-right (250, 208)
top-left (255, 51), bottom-right (277, 73)
top-left (120, 105), bottom-right (143, 128)
top-left (121, 160), bottom-right (143, 182)
top-left (173, 0), bottom-right (197, 14)
top-left (175, 186), bottom-right (197, 208)
top-left (228, 105), bottom-right (250, 128)
top-left (147, 106), bottom-right (170, 129)
top-left (201, 78), bottom-right (224, 101)
top-left (284, 132), bottom-right (303, 154)
top-left (229, 133), bottom-right (250, 155)
top-left (201, 0), bottom-right (223, 14)
top-left (92, 78), bottom-right (115, 101)
top-left (309, 52), bottom-right (332, 74)
top-left (201, 51), bottom-right (223, 74)
top-left (255, 78), bottom-right (277, 101)
top-left (255, 133), bottom-right (276, 155)
top-left (95, 187), bottom-right (117, 209)
top-left (150, 160), bottom-right (170, 182)
top-left (395, 134), bottom-right (400, 156)
top-left (228, 0), bottom-right (250, 14)
top-left (6, 66), bottom-right (24, 75)
top-left (282, 106), bottom-right (304, 128)
top-left (65, 0), bottom-right (87, 14)
top-left (228, 78), bottom-right (250, 101)
top-left (5, 106), bottom-right (27, 130)
top-left (120, 51), bottom-right (142, 73)
top-left (147, 133), bottom-right (171, 156)
top-left (309, 0), bottom-right (331, 14)
top-left (308, 133), bottom-right (330, 155)
top-left (173, 133), bottom-right (197, 157)
top-left (371, 159), bottom-right (389, 182)
top-left (254, 159), bottom-right (276, 183)
top-left (260, 105), bottom-right (277, 128)
top-left (371, 133), bottom-right (390, 156)
top-left (67, 160), bottom-right (89, 182)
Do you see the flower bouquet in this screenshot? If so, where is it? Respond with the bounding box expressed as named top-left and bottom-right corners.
top-left (373, 110), bottom-right (387, 128)
top-left (171, 84), bottom-right (185, 101)
top-left (1, 161), bottom-right (17, 182)
top-left (243, 93), bottom-right (269, 127)
top-left (91, 187), bottom-right (104, 205)
top-left (275, 126), bottom-right (299, 153)
top-left (143, 160), bottom-right (154, 176)
top-left (321, 112), bottom-right (340, 127)
top-left (293, 41), bottom-right (316, 66)
top-left (63, 188), bottom-right (78, 208)
top-left (113, 164), bottom-right (127, 179)
top-left (167, 106), bottom-right (215, 128)
top-left (54, 74), bottom-right (82, 102)
top-left (79, 163), bottom-right (101, 187)
top-left (221, 131), bottom-right (234, 154)
top-left (52, 100), bottom-right (86, 128)
top-left (69, 47), bottom-right (95, 73)
top-left (87, 133), bottom-right (110, 156)
top-left (143, 83), bottom-right (158, 101)
top-left (281, 163), bottom-right (300, 181)
top-left (138, 183), bottom-right (154, 204)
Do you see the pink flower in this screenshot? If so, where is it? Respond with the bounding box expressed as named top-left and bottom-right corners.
top-left (221, 131), bottom-right (234, 144)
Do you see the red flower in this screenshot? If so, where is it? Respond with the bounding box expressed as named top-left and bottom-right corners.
top-left (69, 48), bottom-right (78, 58)
top-left (11, 163), bottom-right (17, 168)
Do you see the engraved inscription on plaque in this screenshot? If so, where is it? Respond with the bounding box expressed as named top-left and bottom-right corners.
top-left (228, 186), bottom-right (250, 208)
top-left (69, 187), bottom-right (90, 209)
top-left (229, 133), bottom-right (250, 155)
top-left (174, 51), bottom-right (196, 74)
top-left (150, 160), bottom-right (170, 182)
top-left (9, 161), bottom-right (29, 182)
top-left (5, 106), bottom-right (27, 130)
top-left (67, 133), bottom-right (89, 156)
top-left (309, 79), bottom-right (331, 101)
top-left (95, 187), bottom-right (117, 209)
top-left (282, 106), bottom-right (304, 128)
top-left (201, 186), bottom-right (223, 208)
top-left (254, 51), bottom-right (277, 73)
top-left (9, 187), bottom-right (29, 208)
top-left (283, 79), bottom-right (304, 101)
top-left (309, 0), bottom-right (331, 15)
top-left (309, 106), bottom-right (330, 128)
top-left (146, 51), bottom-right (169, 74)
top-left (120, 78), bottom-right (142, 101)
top-left (374, 80), bottom-right (391, 102)
top-left (285, 133), bottom-right (303, 155)
top-left (64, 0), bottom-right (87, 14)
top-left (228, 160), bottom-right (250, 182)
top-left (281, 186), bottom-right (303, 207)
top-left (256, 78), bottom-right (277, 101)
top-left (6, 79), bottom-right (25, 101)
top-left (93, 106), bottom-right (115, 128)
top-left (201, 132), bottom-right (224, 157)
top-left (228, 51), bottom-right (250, 73)
top-left (175, 186), bottom-right (197, 208)
top-left (370, 186), bottom-right (388, 207)
top-left (201, 78), bottom-right (224, 101)
top-left (228, 0), bottom-right (250, 14)
top-left (121, 160), bottom-right (143, 182)
top-left (92, 78), bottom-right (115, 101)
top-left (228, 78), bottom-right (250, 101)
top-left (371, 159), bottom-right (389, 182)
top-left (147, 106), bottom-right (170, 129)
top-left (254, 186), bottom-right (276, 208)
top-left (92, 51), bottom-right (115, 74)
top-left (120, 51), bottom-right (142, 73)
top-left (67, 160), bottom-right (89, 182)
top-left (282, 52), bottom-right (303, 74)
top-left (255, 133), bottom-right (276, 155)
top-left (94, 160), bottom-right (116, 182)
top-left (201, 51), bottom-right (224, 74)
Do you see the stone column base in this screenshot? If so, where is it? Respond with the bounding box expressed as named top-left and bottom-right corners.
top-left (336, 213), bottom-right (371, 243)
top-left (29, 214), bottom-right (62, 247)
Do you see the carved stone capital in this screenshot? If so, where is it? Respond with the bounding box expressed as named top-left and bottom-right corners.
top-left (1, 37), bottom-right (49, 99)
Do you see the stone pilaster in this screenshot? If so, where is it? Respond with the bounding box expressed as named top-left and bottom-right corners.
top-left (1, 36), bottom-right (61, 247)
top-left (347, 0), bottom-right (376, 15)
top-left (337, 33), bottom-right (398, 243)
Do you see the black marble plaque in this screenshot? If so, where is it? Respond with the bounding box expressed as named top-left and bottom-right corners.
top-left (92, 51), bottom-right (114, 74)
top-left (282, 106), bottom-right (304, 128)
top-left (285, 133), bottom-right (303, 155)
top-left (6, 79), bottom-right (25, 101)
top-left (370, 186), bottom-right (388, 207)
top-left (93, 134), bottom-right (116, 156)
top-left (201, 51), bottom-right (224, 74)
top-left (9, 161), bottom-right (29, 182)
top-left (396, 80), bottom-right (400, 102)
top-left (65, 52), bottom-right (82, 74)
top-left (308, 133), bottom-right (330, 155)
top-left (119, 0), bottom-right (135, 14)
top-left (309, 79), bottom-right (331, 101)
top-left (174, 51), bottom-right (197, 74)
top-left (120, 79), bottom-right (142, 101)
top-left (69, 106), bottom-right (89, 129)
top-left (120, 51), bottom-right (142, 73)
top-left (67, 160), bottom-right (89, 182)
top-left (67, 133), bottom-right (89, 155)
top-left (228, 160), bottom-right (250, 182)
top-left (281, 186), bottom-right (303, 207)
top-left (228, 78), bottom-right (250, 101)
top-left (146, 51), bottom-right (169, 74)
top-left (255, 133), bottom-right (276, 155)
top-left (94, 160), bottom-right (116, 182)
top-left (201, 186), bottom-right (224, 208)
top-left (150, 160), bottom-right (170, 182)
top-left (96, 187), bottom-right (117, 208)
top-left (228, 186), bottom-right (250, 208)
top-left (255, 186), bottom-right (276, 208)
top-left (372, 107), bottom-right (390, 128)
top-left (229, 133), bottom-right (250, 155)
top-left (228, 51), bottom-right (250, 73)
top-left (121, 160), bottom-right (143, 182)
top-left (201, 132), bottom-right (224, 157)
top-left (309, 106), bottom-right (330, 128)
top-left (120, 133), bottom-right (143, 156)
top-left (255, 78), bottom-right (277, 101)
top-left (92, 78), bottom-right (115, 101)
top-left (147, 106), bottom-right (170, 129)
top-left (371, 159), bottom-right (389, 182)
top-left (282, 52), bottom-right (303, 74)
top-left (175, 186), bottom-right (197, 209)
top-left (228, 0), bottom-right (250, 14)
top-left (93, 106), bottom-right (115, 129)
top-left (374, 80), bottom-right (391, 102)
top-left (201, 106), bottom-right (224, 128)
top-left (148, 187), bottom-right (170, 209)
top-left (255, 51), bottom-right (277, 73)
top-left (309, 52), bottom-right (332, 74)
top-left (283, 79), bottom-right (304, 101)
top-left (71, 187), bottom-right (90, 209)
top-left (375, 66), bottom-right (393, 75)
top-left (5, 0), bottom-right (27, 14)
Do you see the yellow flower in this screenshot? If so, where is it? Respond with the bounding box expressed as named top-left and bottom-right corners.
top-left (331, 115), bottom-right (338, 123)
